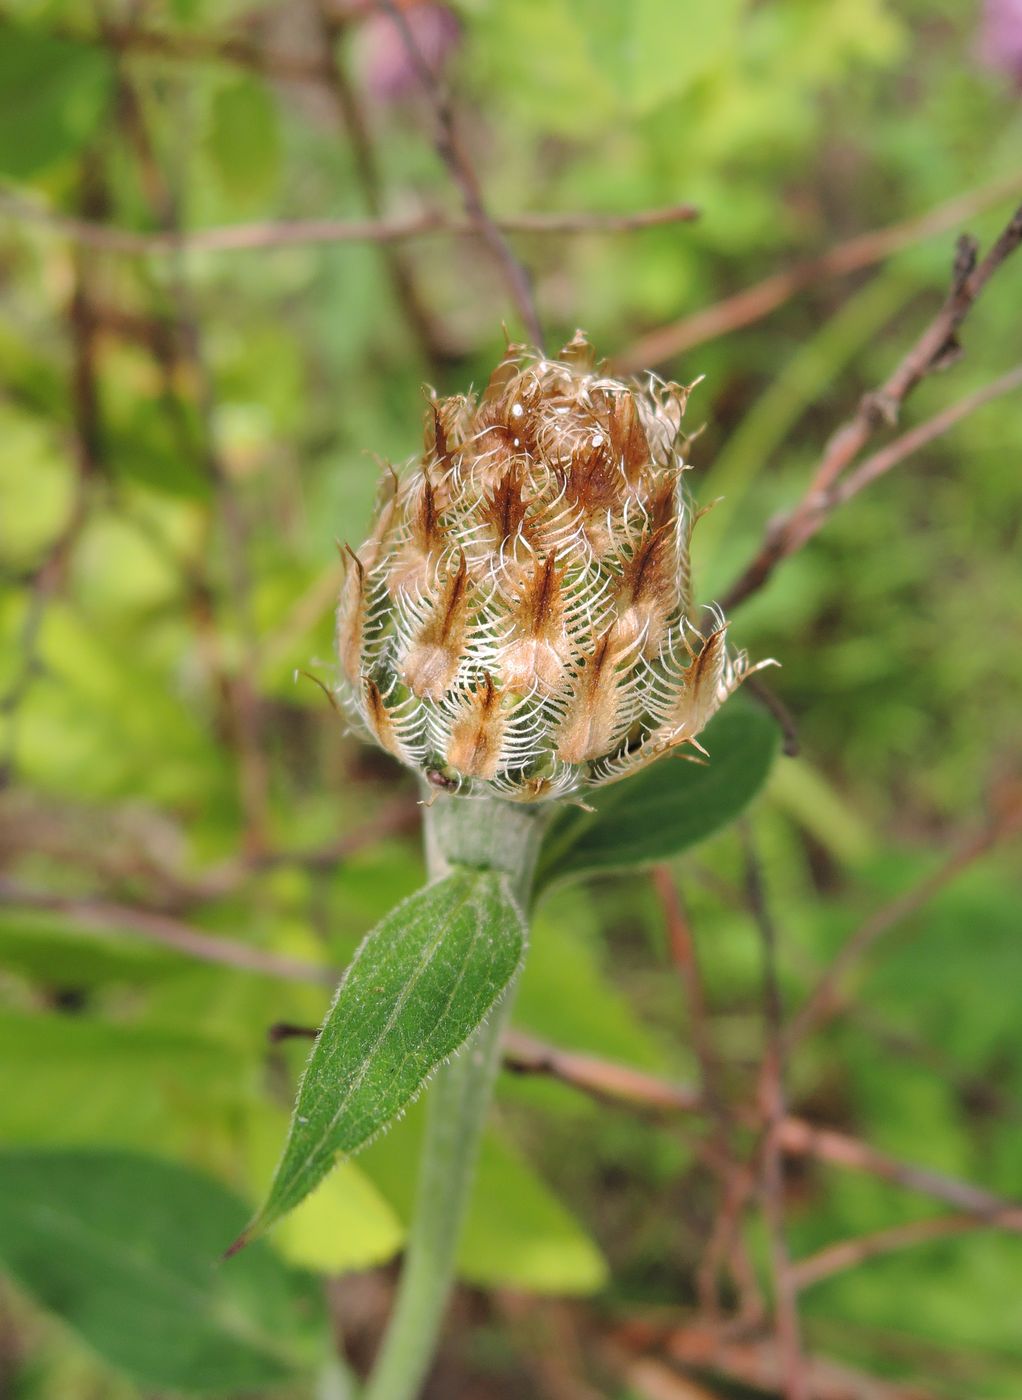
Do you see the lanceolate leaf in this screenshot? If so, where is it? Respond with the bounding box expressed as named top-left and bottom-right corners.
top-left (0, 1148), bottom-right (327, 1394)
top-left (535, 701), bottom-right (780, 893)
top-left (242, 870), bottom-right (526, 1246)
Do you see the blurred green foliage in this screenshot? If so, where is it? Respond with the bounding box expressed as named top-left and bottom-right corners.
top-left (1, 0), bottom-right (1021, 1396)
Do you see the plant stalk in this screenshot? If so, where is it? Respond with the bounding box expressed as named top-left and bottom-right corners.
top-left (362, 792), bottom-right (549, 1400)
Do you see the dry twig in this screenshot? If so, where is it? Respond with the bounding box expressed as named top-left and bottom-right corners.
top-left (787, 796), bottom-right (1022, 1050)
top-left (742, 829), bottom-right (808, 1400)
top-left (722, 202), bottom-right (1022, 611)
top-left (613, 175), bottom-right (1022, 372)
top-left (376, 0), bottom-right (544, 346)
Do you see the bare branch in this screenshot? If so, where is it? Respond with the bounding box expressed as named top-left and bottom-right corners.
top-left (375, 0), bottom-right (544, 346)
top-left (0, 191), bottom-right (699, 257)
top-left (312, 0), bottom-right (451, 370)
top-left (613, 175), bottom-right (1022, 373)
top-left (722, 201), bottom-right (1022, 611)
top-left (0, 878), bottom-right (337, 986)
top-left (742, 829), bottom-right (808, 1400)
top-left (786, 797), bottom-right (1022, 1051)
top-left (776, 1118), bottom-right (1022, 1228)
top-left (502, 1030), bottom-right (703, 1113)
top-left (790, 1214), bottom-right (989, 1292)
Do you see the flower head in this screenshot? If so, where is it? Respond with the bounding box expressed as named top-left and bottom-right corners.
top-left (336, 333), bottom-right (768, 801)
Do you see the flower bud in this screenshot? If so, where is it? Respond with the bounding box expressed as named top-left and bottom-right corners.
top-left (336, 333), bottom-right (768, 801)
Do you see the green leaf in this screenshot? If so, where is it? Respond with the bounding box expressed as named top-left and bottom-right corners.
top-left (360, 1102), bottom-right (607, 1295)
top-left (206, 77), bottom-right (280, 208)
top-left (0, 1147), bottom-right (328, 1394)
top-left (244, 1105), bottom-right (404, 1275)
top-left (245, 870), bottom-right (526, 1244)
top-left (0, 25), bottom-right (114, 178)
top-left (536, 701), bottom-right (780, 892)
top-left (0, 1009), bottom-right (253, 1158)
top-left (569, 0), bottom-right (745, 114)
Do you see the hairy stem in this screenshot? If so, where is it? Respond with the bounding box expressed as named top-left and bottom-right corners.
top-left (363, 793), bottom-right (549, 1400)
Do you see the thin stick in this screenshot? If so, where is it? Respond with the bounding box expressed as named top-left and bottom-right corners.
top-left (651, 868), bottom-right (763, 1319)
top-left (741, 828), bottom-right (808, 1400)
top-left (313, 0), bottom-right (449, 370)
top-left (722, 204), bottom-right (1022, 611)
top-left (0, 192), bottom-right (700, 256)
top-left (64, 20), bottom-right (336, 85)
top-left (775, 1118), bottom-right (1022, 1227)
top-left (652, 869), bottom-right (718, 1103)
top-left (0, 878), bottom-right (337, 985)
top-left (724, 362), bottom-right (1022, 609)
top-left (786, 800), bottom-right (1022, 1051)
top-left (376, 0), bottom-right (544, 347)
top-left (503, 1030), bottom-right (703, 1114)
top-left (612, 175), bottom-right (1022, 373)
top-left (790, 1214), bottom-right (986, 1291)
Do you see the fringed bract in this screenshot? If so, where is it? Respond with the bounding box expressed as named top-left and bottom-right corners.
top-left (335, 334), bottom-right (771, 800)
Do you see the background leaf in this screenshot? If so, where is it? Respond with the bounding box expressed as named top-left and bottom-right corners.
top-left (244, 1104), bottom-right (404, 1274)
top-left (360, 1099), bottom-right (608, 1295)
top-left (0, 25), bottom-right (113, 178)
top-left (248, 869), bottom-right (527, 1241)
top-left (205, 77), bottom-right (281, 209)
top-left (536, 700), bottom-right (780, 891)
top-left (0, 1148), bottom-right (327, 1394)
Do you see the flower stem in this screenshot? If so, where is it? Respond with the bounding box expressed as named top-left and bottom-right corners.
top-left (362, 793), bottom-right (549, 1400)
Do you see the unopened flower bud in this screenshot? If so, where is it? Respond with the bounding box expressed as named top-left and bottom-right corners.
top-left (336, 333), bottom-right (769, 801)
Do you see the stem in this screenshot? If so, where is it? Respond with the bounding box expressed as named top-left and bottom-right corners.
top-left (363, 792), bottom-right (549, 1400)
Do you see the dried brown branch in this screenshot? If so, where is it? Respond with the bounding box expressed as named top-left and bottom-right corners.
top-left (313, 0), bottom-right (450, 370)
top-left (0, 877), bottom-right (336, 986)
top-left (101, 48), bottom-right (272, 852)
top-left (68, 20), bottom-right (335, 86)
top-left (0, 191), bottom-right (699, 256)
top-left (376, 0), bottom-right (544, 346)
top-left (790, 1214), bottom-right (988, 1292)
top-left (612, 175), bottom-right (1022, 373)
top-left (0, 164), bottom-right (105, 783)
top-left (722, 202), bottom-right (1022, 611)
top-left (651, 867), bottom-right (763, 1320)
top-left (775, 1118), bottom-right (1022, 1228)
top-left (502, 1031), bottom-right (1022, 1232)
top-left (502, 1030), bottom-right (703, 1113)
top-left (786, 796), bottom-right (1022, 1051)
top-left (723, 361), bottom-right (1022, 610)
top-left (614, 1322), bottom-right (934, 1400)
top-left (652, 868), bottom-right (718, 1104)
top-left (742, 829), bottom-right (808, 1400)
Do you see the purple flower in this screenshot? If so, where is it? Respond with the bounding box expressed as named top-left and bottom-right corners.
top-left (977, 0), bottom-right (1022, 86)
top-left (356, 2), bottom-right (461, 105)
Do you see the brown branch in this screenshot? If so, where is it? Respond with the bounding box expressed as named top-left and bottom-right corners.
top-left (0, 192), bottom-right (700, 257)
top-left (723, 362), bottom-right (1022, 609)
top-left (502, 1031), bottom-right (1022, 1233)
top-left (742, 829), bottom-right (808, 1400)
top-left (651, 867), bottom-right (763, 1320)
top-left (502, 1030), bottom-right (703, 1114)
top-left (69, 20), bottom-right (335, 86)
top-left (612, 175), bottom-right (1022, 374)
top-left (0, 159), bottom-right (106, 784)
top-left (786, 798), bottom-right (1022, 1051)
top-left (624, 1323), bottom-right (935, 1400)
top-left (790, 1214), bottom-right (988, 1292)
top-left (0, 878), bottom-right (337, 986)
top-left (376, 0), bottom-right (544, 346)
top-left (312, 0), bottom-right (450, 371)
top-left (101, 51), bottom-right (272, 853)
top-left (775, 1118), bottom-right (1022, 1228)
top-left (652, 869), bottom-right (718, 1104)
top-left (722, 202), bottom-right (1022, 611)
